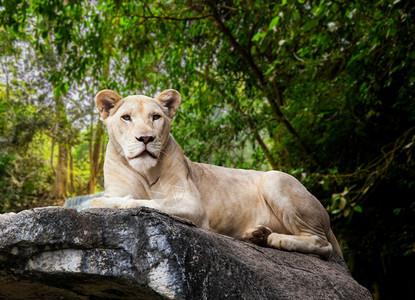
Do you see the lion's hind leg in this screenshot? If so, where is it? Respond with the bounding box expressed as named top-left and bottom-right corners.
top-left (244, 225), bottom-right (333, 258)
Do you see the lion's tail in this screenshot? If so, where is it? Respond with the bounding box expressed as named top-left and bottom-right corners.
top-left (328, 229), bottom-right (343, 258)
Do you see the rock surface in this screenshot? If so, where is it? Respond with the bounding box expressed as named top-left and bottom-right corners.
top-left (0, 206), bottom-right (372, 299)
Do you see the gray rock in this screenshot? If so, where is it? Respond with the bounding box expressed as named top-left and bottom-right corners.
top-left (0, 206), bottom-right (372, 299)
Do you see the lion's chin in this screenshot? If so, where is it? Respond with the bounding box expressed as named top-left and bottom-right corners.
top-left (127, 151), bottom-right (159, 171)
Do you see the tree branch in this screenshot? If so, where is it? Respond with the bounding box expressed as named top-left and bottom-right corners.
top-left (135, 15), bottom-right (213, 21)
top-left (206, 1), bottom-right (266, 86)
top-left (205, 1), bottom-right (320, 167)
top-left (127, 11), bottom-right (213, 22)
top-left (254, 131), bottom-right (279, 170)
top-left (194, 69), bottom-right (279, 169)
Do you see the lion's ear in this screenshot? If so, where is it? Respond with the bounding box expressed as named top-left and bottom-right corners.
top-left (95, 90), bottom-right (122, 120)
top-left (157, 89), bottom-right (181, 118)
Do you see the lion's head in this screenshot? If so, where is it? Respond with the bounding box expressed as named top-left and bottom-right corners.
top-left (95, 89), bottom-right (181, 172)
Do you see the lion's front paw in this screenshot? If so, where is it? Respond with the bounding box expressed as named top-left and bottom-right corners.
top-left (244, 226), bottom-right (272, 247)
top-left (89, 197), bottom-right (123, 209)
top-left (90, 197), bottom-right (104, 208)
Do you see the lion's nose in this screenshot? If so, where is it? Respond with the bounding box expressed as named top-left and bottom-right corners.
top-left (136, 136), bottom-right (155, 145)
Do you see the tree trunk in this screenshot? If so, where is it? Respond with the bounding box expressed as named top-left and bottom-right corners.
top-left (69, 147), bottom-right (75, 195)
top-left (50, 139), bottom-right (56, 176)
top-left (52, 143), bottom-right (68, 202)
top-left (88, 119), bottom-right (104, 194)
top-left (51, 92), bottom-right (69, 203)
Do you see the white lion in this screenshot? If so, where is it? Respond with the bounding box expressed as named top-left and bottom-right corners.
top-left (90, 89), bottom-right (342, 258)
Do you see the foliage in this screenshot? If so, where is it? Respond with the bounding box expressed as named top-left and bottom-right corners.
top-left (1, 0), bottom-right (414, 298)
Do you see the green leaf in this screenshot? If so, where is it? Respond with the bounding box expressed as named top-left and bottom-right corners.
top-left (268, 16), bottom-right (280, 31)
top-left (303, 19), bottom-right (319, 32)
top-left (252, 32), bottom-right (266, 42)
top-left (353, 205), bottom-right (363, 213)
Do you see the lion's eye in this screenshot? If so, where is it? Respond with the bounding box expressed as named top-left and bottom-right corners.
top-left (121, 115), bottom-right (131, 121)
top-left (152, 114), bottom-right (161, 121)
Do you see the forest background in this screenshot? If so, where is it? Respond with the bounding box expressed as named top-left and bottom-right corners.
top-left (0, 0), bottom-right (414, 299)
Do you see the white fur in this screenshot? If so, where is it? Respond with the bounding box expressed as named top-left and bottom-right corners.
top-left (91, 90), bottom-right (343, 258)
